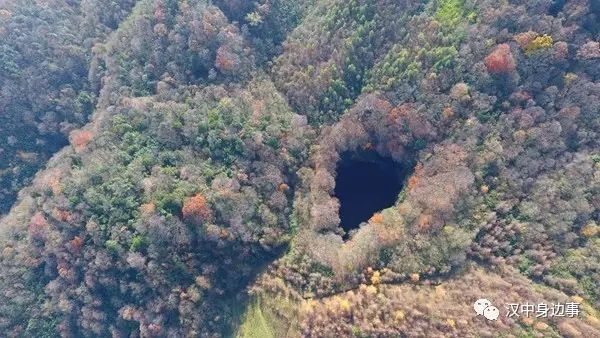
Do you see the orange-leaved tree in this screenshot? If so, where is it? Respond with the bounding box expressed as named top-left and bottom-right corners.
top-left (182, 193), bottom-right (212, 225)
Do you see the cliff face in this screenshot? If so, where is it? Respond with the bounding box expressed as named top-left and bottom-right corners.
top-left (0, 0), bottom-right (599, 336)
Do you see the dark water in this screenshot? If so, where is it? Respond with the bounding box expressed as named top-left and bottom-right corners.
top-left (334, 155), bottom-right (404, 239)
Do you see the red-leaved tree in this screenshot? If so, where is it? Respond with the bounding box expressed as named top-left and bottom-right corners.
top-left (484, 44), bottom-right (516, 74)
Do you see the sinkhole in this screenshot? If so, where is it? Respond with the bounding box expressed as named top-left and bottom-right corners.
top-left (334, 153), bottom-right (406, 239)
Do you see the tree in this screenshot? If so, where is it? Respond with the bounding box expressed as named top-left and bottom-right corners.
top-left (183, 194), bottom-right (212, 225)
top-left (484, 44), bottom-right (516, 74)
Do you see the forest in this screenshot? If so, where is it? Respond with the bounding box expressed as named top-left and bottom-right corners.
top-left (0, 0), bottom-right (599, 337)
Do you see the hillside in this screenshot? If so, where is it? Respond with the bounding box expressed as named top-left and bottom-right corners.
top-left (0, 0), bottom-right (139, 214)
top-left (0, 0), bottom-right (599, 337)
